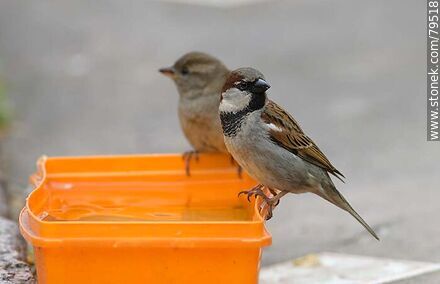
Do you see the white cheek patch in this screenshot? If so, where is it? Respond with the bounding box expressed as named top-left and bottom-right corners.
top-left (219, 88), bottom-right (251, 113)
top-left (266, 122), bottom-right (283, 132)
top-left (219, 99), bottom-right (239, 113)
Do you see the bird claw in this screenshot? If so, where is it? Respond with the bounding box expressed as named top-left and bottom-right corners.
top-left (182, 150), bottom-right (199, 176)
top-left (238, 185), bottom-right (284, 220)
top-left (259, 200), bottom-right (275, 220)
top-left (267, 188), bottom-right (281, 207)
top-left (238, 190), bottom-right (260, 202)
top-left (260, 202), bottom-right (276, 220)
top-left (265, 205), bottom-right (274, 220)
top-left (238, 184), bottom-right (267, 202)
top-left (259, 191), bottom-right (287, 220)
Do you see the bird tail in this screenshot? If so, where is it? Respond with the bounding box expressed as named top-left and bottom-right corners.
top-left (318, 185), bottom-right (380, 241)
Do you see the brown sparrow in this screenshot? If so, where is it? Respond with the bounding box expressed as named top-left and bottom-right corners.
top-left (159, 52), bottom-right (232, 175)
top-left (219, 67), bottom-right (379, 240)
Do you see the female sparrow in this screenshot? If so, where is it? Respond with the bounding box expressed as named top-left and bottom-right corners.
top-left (160, 52), bottom-right (232, 175)
top-left (219, 67), bottom-right (379, 240)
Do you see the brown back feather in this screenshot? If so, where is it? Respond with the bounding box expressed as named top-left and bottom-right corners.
top-left (261, 100), bottom-right (345, 181)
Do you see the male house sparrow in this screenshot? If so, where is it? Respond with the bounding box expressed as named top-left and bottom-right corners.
top-left (160, 52), bottom-right (231, 175)
top-left (219, 67), bottom-right (379, 240)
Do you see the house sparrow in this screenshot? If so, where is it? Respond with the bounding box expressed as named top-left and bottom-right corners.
top-left (219, 67), bottom-right (379, 240)
top-left (159, 52), bottom-right (233, 175)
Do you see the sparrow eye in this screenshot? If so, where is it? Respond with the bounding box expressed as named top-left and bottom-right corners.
top-left (181, 67), bottom-right (189, 75)
top-left (235, 81), bottom-right (248, 91)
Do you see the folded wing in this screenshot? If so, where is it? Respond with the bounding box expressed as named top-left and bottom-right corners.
top-left (261, 100), bottom-right (345, 182)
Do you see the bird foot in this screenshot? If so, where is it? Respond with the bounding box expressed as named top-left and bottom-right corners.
top-left (238, 184), bottom-right (268, 202)
top-left (268, 188), bottom-right (281, 206)
top-left (182, 150), bottom-right (199, 176)
top-left (238, 185), bottom-right (284, 220)
top-left (262, 203), bottom-right (275, 220)
top-left (259, 198), bottom-right (277, 220)
top-left (260, 199), bottom-right (279, 220)
top-left (259, 191), bottom-right (288, 220)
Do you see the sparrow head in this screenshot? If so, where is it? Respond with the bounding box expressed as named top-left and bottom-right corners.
top-left (159, 51), bottom-right (229, 95)
top-left (220, 67), bottom-right (270, 113)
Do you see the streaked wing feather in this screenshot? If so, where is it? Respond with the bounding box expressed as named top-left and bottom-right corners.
top-left (262, 100), bottom-right (345, 182)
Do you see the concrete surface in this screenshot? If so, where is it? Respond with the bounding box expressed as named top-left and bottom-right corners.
top-left (259, 253), bottom-right (440, 284)
top-left (0, 217), bottom-right (35, 284)
top-left (0, 0), bottom-right (437, 271)
top-left (0, 145), bottom-right (35, 283)
top-left (0, 177), bottom-right (9, 219)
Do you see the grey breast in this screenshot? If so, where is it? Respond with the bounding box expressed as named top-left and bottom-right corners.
top-left (225, 110), bottom-right (313, 193)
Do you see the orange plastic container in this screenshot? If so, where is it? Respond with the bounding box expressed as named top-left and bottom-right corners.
top-left (19, 154), bottom-right (271, 284)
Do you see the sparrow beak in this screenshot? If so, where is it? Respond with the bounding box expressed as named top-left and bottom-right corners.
top-left (159, 66), bottom-right (176, 78)
top-left (251, 78), bottom-right (271, 93)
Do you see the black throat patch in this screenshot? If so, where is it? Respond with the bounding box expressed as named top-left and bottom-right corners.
top-left (220, 93), bottom-right (266, 137)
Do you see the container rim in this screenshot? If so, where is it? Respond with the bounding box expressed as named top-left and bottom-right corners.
top-left (20, 154), bottom-right (272, 248)
top-left (20, 208), bottom-right (272, 248)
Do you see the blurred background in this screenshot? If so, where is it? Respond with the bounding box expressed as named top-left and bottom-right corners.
top-left (0, 0), bottom-right (437, 268)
